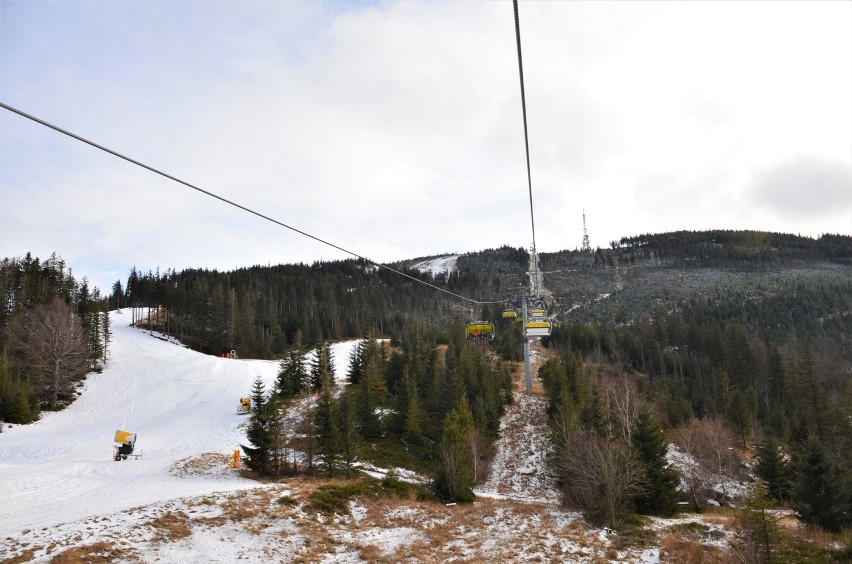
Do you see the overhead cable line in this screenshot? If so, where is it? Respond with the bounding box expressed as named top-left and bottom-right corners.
top-left (513, 1), bottom-right (547, 394)
top-left (512, 0), bottom-right (541, 294)
top-left (0, 101), bottom-right (503, 305)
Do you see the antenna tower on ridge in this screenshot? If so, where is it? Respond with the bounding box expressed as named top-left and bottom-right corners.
top-left (581, 209), bottom-right (591, 253)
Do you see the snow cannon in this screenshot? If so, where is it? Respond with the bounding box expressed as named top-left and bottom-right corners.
top-left (113, 430), bottom-right (137, 461)
top-left (238, 397), bottom-right (251, 415)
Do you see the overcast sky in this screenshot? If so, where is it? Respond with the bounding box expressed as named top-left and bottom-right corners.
top-left (1, 0), bottom-right (850, 293)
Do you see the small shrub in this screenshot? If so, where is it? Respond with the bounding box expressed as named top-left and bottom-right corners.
top-left (611, 514), bottom-right (657, 550)
top-left (308, 477), bottom-right (437, 516)
top-left (308, 481), bottom-right (377, 516)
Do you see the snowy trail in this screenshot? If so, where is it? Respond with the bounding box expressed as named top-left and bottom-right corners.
top-left (0, 310), bottom-right (359, 538)
top-left (474, 345), bottom-right (561, 505)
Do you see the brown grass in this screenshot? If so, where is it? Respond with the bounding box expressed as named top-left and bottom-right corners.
top-left (659, 531), bottom-right (727, 563)
top-left (356, 544), bottom-right (387, 562)
top-left (1, 550), bottom-right (35, 564)
top-left (146, 511), bottom-right (191, 542)
top-left (167, 453), bottom-right (231, 478)
top-left (48, 542), bottom-right (140, 563)
top-left (700, 509), bottom-right (736, 526)
top-left (784, 522), bottom-right (852, 553)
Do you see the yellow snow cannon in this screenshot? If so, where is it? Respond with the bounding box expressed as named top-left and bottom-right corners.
top-left (113, 430), bottom-right (137, 461)
top-left (238, 397), bottom-right (252, 415)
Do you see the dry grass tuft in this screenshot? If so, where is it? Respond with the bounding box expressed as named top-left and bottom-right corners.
top-left (784, 522), bottom-right (852, 554)
top-left (1, 549), bottom-right (35, 564)
top-left (356, 544), bottom-right (387, 562)
top-left (218, 496), bottom-right (263, 521)
top-left (48, 541), bottom-right (140, 563)
top-left (700, 509), bottom-right (736, 526)
top-left (146, 511), bottom-right (191, 542)
top-left (167, 453), bottom-right (232, 478)
top-left (659, 531), bottom-right (727, 563)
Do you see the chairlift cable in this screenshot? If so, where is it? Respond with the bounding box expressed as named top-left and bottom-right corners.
top-left (512, 0), bottom-right (540, 294)
top-left (0, 101), bottom-right (504, 306)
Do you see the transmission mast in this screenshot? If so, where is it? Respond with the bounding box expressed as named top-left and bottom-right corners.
top-left (581, 209), bottom-right (591, 253)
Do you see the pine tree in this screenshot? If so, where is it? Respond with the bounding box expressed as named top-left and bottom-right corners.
top-left (791, 435), bottom-right (850, 532)
top-left (241, 376), bottom-right (273, 475)
top-left (276, 348), bottom-right (307, 400)
top-left (249, 376), bottom-right (266, 416)
top-left (726, 385), bottom-right (759, 448)
top-left (337, 391), bottom-right (361, 478)
top-left (789, 341), bottom-right (830, 441)
top-left (355, 377), bottom-right (382, 440)
top-left (314, 386), bottom-right (341, 476)
top-left (437, 356), bottom-right (465, 428)
top-left (403, 373), bottom-right (426, 446)
top-left (346, 340), bottom-right (364, 386)
top-left (580, 385), bottom-right (609, 437)
top-left (754, 437), bottom-right (791, 503)
top-left (360, 337), bottom-right (388, 404)
top-left (437, 395), bottom-right (476, 502)
top-left (631, 409), bottom-right (680, 516)
top-left (310, 342), bottom-right (335, 392)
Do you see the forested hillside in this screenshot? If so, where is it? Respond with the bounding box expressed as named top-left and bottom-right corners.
top-left (535, 231), bottom-right (852, 537)
top-left (3, 231), bottom-right (851, 537)
top-left (117, 245), bottom-right (530, 359)
top-left (0, 253), bottom-right (110, 423)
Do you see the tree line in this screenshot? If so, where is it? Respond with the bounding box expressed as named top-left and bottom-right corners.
top-left (540, 231), bottom-right (852, 271)
top-left (114, 256), bottom-right (513, 359)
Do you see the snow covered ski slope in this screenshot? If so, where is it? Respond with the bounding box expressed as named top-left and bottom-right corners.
top-left (0, 310), bottom-right (358, 537)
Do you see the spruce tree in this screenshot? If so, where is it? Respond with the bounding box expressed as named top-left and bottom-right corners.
top-left (355, 377), bottom-right (382, 440)
top-left (346, 340), bottom-right (364, 386)
top-left (726, 386), bottom-right (759, 448)
top-left (403, 376), bottom-right (426, 446)
top-left (314, 386), bottom-right (341, 476)
top-left (631, 409), bottom-right (680, 516)
top-left (310, 342), bottom-right (335, 392)
top-left (754, 437), bottom-right (791, 503)
top-left (276, 348), bottom-right (307, 400)
top-left (580, 385), bottom-right (609, 437)
top-left (249, 376), bottom-right (266, 416)
top-left (241, 377), bottom-right (273, 475)
top-left (437, 395), bottom-right (476, 502)
top-left (791, 435), bottom-right (850, 532)
top-left (361, 337), bottom-right (388, 404)
top-left (337, 391), bottom-right (362, 478)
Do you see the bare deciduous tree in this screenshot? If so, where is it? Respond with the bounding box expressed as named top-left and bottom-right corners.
top-left (467, 428), bottom-right (490, 483)
top-left (604, 376), bottom-right (641, 443)
top-left (674, 417), bottom-right (743, 511)
top-left (11, 297), bottom-right (91, 409)
top-left (554, 424), bottom-right (648, 527)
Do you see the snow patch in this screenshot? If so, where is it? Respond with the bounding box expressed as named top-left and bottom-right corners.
top-left (410, 255), bottom-right (458, 277)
